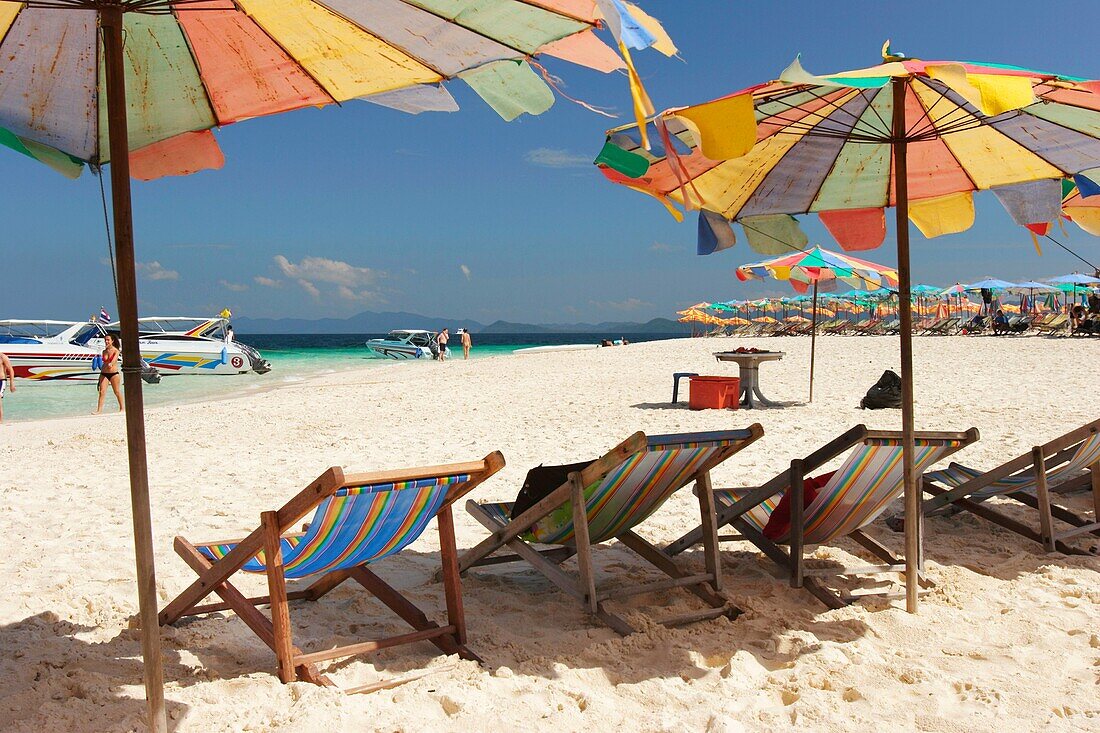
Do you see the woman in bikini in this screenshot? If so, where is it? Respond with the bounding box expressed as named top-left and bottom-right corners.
top-left (94, 333), bottom-right (124, 414)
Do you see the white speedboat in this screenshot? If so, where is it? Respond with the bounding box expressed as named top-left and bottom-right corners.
top-left (94, 316), bottom-right (271, 376)
top-left (0, 320), bottom-right (159, 382)
top-left (365, 330), bottom-right (444, 359)
top-left (0, 320), bottom-right (106, 381)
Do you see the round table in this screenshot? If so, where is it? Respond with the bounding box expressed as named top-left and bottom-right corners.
top-left (713, 351), bottom-right (785, 409)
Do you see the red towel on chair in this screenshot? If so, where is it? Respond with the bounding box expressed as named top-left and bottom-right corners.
top-left (762, 471), bottom-right (837, 540)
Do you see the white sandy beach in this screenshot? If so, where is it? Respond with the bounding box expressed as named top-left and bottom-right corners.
top-left (1, 335), bottom-right (1097, 732)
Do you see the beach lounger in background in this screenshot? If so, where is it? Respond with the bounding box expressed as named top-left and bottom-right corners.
top-left (159, 453), bottom-right (505, 691)
top-left (915, 418), bottom-right (1100, 554)
top-left (1034, 313), bottom-right (1068, 335)
top-left (667, 425), bottom-right (978, 608)
top-left (457, 427), bottom-right (763, 634)
top-left (923, 317), bottom-right (959, 335)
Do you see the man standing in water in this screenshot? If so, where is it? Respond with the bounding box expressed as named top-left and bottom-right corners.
top-left (460, 328), bottom-right (472, 360)
top-left (0, 351), bottom-right (14, 423)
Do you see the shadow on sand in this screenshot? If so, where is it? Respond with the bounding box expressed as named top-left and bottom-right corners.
top-left (0, 611), bottom-right (190, 732)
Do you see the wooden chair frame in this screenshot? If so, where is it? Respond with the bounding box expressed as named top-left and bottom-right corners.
top-left (918, 418), bottom-right (1100, 555)
top-left (159, 452), bottom-right (505, 692)
top-left (456, 427), bottom-right (764, 635)
top-left (666, 426), bottom-right (979, 609)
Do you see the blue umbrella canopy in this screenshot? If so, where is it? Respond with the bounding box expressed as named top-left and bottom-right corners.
top-left (965, 278), bottom-right (1017, 291)
top-left (1007, 281), bottom-right (1057, 292)
top-left (1048, 273), bottom-right (1100, 285)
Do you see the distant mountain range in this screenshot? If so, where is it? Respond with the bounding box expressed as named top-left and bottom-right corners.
top-left (234, 310), bottom-right (689, 335)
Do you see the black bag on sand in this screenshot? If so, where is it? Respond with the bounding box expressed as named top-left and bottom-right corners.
top-left (860, 369), bottom-right (903, 410)
top-left (511, 461), bottom-right (592, 519)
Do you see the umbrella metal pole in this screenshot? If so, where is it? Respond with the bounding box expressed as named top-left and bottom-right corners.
top-left (809, 280), bottom-right (818, 402)
top-left (892, 76), bottom-right (919, 613)
top-left (101, 7), bottom-right (168, 732)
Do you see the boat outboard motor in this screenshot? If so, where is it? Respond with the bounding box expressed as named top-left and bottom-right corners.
top-left (140, 361), bottom-right (161, 384)
top-left (238, 343), bottom-right (272, 374)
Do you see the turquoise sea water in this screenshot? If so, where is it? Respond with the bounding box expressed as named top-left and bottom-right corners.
top-left (4, 333), bottom-right (682, 423)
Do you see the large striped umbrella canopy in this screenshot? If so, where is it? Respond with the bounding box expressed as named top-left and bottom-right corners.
top-left (594, 44), bottom-right (1100, 613)
top-left (0, 0), bottom-right (673, 178)
top-left (0, 2), bottom-right (672, 729)
top-left (595, 48), bottom-right (1100, 250)
top-left (735, 245), bottom-right (898, 293)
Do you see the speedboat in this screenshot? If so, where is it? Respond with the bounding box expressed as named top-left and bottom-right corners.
top-left (94, 316), bottom-right (271, 376)
top-left (365, 330), bottom-right (444, 359)
top-left (0, 320), bottom-right (158, 382)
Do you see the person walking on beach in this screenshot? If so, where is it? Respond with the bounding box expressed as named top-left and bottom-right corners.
top-left (437, 328), bottom-right (449, 362)
top-left (460, 328), bottom-right (472, 360)
top-left (94, 333), bottom-right (124, 414)
top-left (0, 351), bottom-right (14, 423)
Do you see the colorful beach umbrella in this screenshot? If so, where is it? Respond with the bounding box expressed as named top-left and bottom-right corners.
top-left (595, 44), bottom-right (1100, 612)
top-left (736, 245), bottom-right (896, 402)
top-left (0, 1), bottom-right (672, 727)
top-left (0, 0), bottom-right (674, 178)
top-left (735, 245), bottom-right (899, 293)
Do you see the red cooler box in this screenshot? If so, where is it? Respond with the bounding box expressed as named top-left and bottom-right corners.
top-left (688, 376), bottom-right (741, 410)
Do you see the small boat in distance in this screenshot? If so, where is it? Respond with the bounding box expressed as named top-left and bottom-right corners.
top-left (95, 316), bottom-right (271, 376)
top-left (0, 320), bottom-right (158, 382)
top-left (365, 330), bottom-right (443, 359)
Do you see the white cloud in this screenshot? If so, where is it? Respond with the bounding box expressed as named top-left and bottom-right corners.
top-left (136, 261), bottom-right (179, 281)
top-left (273, 255), bottom-right (386, 302)
top-left (297, 279), bottom-right (321, 300)
top-left (254, 276), bottom-right (282, 288)
top-left (219, 280), bottom-right (249, 292)
top-left (524, 147), bottom-right (591, 169)
top-left (589, 298), bottom-right (652, 312)
top-left (274, 255), bottom-right (381, 287)
top-left (460, 264), bottom-right (471, 280)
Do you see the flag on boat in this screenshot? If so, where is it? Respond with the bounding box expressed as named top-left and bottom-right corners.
top-left (99, 307), bottom-right (111, 323)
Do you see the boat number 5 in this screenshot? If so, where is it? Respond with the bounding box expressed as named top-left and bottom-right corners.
top-left (231, 356), bottom-right (244, 369)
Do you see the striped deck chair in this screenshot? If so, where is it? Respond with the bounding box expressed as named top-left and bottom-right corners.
top-left (456, 427), bottom-right (764, 635)
top-left (666, 426), bottom-right (979, 609)
top-left (159, 453), bottom-right (504, 692)
top-left (913, 418), bottom-right (1100, 554)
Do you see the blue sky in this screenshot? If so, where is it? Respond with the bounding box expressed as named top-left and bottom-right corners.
top-left (3, 0), bottom-right (1099, 324)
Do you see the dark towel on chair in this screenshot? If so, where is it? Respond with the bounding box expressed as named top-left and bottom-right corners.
top-left (511, 461), bottom-right (593, 520)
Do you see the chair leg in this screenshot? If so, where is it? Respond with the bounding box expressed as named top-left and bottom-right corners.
top-left (347, 566), bottom-right (478, 662)
top-left (788, 460), bottom-right (805, 588)
top-left (1091, 462), bottom-right (1100, 522)
top-left (616, 531), bottom-right (735, 613)
top-left (262, 511), bottom-right (297, 684)
top-left (696, 471), bottom-right (722, 592)
top-left (569, 472), bottom-right (598, 614)
top-left (1033, 447), bottom-right (1056, 552)
top-left (732, 519), bottom-right (845, 610)
top-left (850, 529), bottom-right (934, 589)
top-left (437, 505), bottom-right (467, 647)
top-left (173, 536), bottom-right (331, 686)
